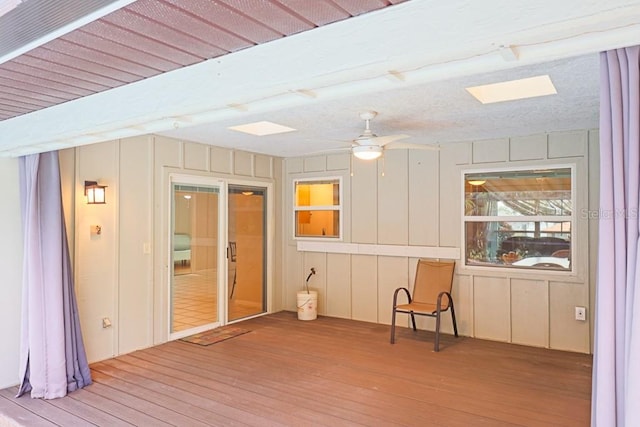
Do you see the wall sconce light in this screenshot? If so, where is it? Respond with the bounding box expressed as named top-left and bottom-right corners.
top-left (468, 180), bottom-right (486, 186)
top-left (85, 180), bottom-right (107, 204)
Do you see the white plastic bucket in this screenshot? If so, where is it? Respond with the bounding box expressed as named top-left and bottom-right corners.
top-left (297, 291), bottom-right (318, 321)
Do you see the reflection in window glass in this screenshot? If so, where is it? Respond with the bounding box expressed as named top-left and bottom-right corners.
top-left (295, 211), bottom-right (340, 237)
top-left (294, 178), bottom-right (341, 238)
top-left (464, 168), bottom-right (572, 271)
top-left (295, 180), bottom-right (340, 207)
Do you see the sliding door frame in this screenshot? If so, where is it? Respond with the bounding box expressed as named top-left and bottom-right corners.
top-left (167, 174), bottom-right (227, 340)
top-left (165, 173), bottom-right (274, 340)
top-left (225, 178), bottom-right (274, 323)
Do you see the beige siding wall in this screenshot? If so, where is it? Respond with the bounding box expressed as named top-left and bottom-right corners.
top-left (0, 127), bottom-right (596, 389)
top-left (285, 129), bottom-right (597, 353)
top-left (0, 158), bottom-right (24, 388)
top-left (64, 136), bottom-right (282, 363)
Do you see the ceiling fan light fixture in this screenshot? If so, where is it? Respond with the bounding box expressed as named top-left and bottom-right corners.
top-left (353, 145), bottom-right (383, 160)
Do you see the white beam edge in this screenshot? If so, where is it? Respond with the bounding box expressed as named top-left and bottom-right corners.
top-left (0, 0), bottom-right (137, 65)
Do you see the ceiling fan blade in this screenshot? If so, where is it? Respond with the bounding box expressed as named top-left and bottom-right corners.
top-left (385, 141), bottom-right (440, 151)
top-left (369, 134), bottom-right (409, 146)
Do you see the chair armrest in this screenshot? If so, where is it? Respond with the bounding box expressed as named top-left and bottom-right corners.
top-left (393, 287), bottom-right (412, 307)
top-left (436, 291), bottom-right (453, 311)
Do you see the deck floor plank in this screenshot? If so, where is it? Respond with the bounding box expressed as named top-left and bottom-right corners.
top-left (45, 389), bottom-right (134, 427)
top-left (67, 385), bottom-right (174, 426)
top-left (0, 387), bottom-right (96, 427)
top-left (152, 340), bottom-right (503, 426)
top-left (136, 344), bottom-right (411, 426)
top-left (0, 312), bottom-right (592, 426)
top-left (88, 367), bottom-right (248, 427)
top-left (115, 352), bottom-right (356, 427)
top-left (0, 389), bottom-right (57, 427)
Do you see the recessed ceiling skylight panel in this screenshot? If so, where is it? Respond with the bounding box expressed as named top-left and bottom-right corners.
top-left (466, 75), bottom-right (557, 104)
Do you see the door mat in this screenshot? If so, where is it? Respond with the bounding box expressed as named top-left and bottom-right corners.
top-left (180, 327), bottom-right (250, 346)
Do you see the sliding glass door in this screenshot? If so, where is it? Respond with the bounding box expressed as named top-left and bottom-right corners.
top-left (169, 178), bottom-right (268, 339)
top-left (228, 185), bottom-right (267, 321)
top-left (170, 183), bottom-right (221, 337)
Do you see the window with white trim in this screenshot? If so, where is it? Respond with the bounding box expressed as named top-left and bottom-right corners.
top-left (464, 167), bottom-right (572, 271)
top-left (294, 178), bottom-right (341, 239)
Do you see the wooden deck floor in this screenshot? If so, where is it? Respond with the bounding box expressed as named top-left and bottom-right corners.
top-left (0, 312), bottom-right (592, 426)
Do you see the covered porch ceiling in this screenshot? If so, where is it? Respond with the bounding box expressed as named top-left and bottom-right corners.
top-left (1, 0), bottom-right (640, 157)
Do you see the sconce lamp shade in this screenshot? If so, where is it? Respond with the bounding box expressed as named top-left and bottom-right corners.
top-left (352, 145), bottom-right (383, 160)
top-left (85, 181), bottom-right (107, 204)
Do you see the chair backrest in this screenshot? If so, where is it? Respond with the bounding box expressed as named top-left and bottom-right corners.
top-left (412, 259), bottom-right (455, 306)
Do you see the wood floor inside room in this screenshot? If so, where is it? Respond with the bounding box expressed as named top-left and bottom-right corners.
top-left (0, 312), bottom-right (592, 426)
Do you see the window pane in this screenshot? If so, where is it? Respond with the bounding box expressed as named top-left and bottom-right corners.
top-left (465, 168), bottom-right (571, 216)
top-left (295, 180), bottom-right (340, 207)
top-left (465, 221), bottom-right (571, 271)
top-left (295, 210), bottom-right (339, 237)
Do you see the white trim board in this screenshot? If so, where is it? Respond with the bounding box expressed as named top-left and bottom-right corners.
top-left (296, 241), bottom-right (460, 259)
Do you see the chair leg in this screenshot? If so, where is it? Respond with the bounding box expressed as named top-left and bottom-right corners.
top-left (410, 312), bottom-right (417, 331)
top-left (434, 311), bottom-right (441, 352)
top-left (229, 269), bottom-right (237, 299)
top-left (450, 300), bottom-right (459, 337)
top-left (390, 308), bottom-right (397, 344)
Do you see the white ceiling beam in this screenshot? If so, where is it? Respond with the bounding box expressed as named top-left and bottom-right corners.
top-left (1, 0), bottom-right (640, 156)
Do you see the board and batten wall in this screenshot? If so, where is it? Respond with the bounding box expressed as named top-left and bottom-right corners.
top-left (0, 128), bottom-right (598, 388)
top-left (60, 135), bottom-right (282, 364)
top-left (283, 129), bottom-right (598, 353)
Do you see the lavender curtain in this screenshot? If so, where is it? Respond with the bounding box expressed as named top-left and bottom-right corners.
top-left (592, 46), bottom-right (640, 426)
top-left (17, 151), bottom-right (91, 399)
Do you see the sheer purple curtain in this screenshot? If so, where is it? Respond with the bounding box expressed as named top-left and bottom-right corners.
top-left (592, 46), bottom-right (640, 426)
top-left (17, 151), bottom-right (91, 399)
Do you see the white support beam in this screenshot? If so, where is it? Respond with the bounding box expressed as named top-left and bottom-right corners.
top-left (296, 241), bottom-right (460, 260)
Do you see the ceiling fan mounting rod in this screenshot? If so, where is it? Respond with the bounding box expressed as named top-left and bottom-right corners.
top-left (359, 110), bottom-right (377, 134)
top-left (359, 110), bottom-right (377, 121)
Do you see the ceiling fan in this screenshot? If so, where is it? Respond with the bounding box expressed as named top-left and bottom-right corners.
top-left (349, 111), bottom-right (437, 160)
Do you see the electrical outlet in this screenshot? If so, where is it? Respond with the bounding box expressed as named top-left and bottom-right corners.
top-left (575, 306), bottom-right (586, 321)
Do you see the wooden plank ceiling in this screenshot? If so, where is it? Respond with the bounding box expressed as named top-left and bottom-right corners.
top-left (0, 0), bottom-right (406, 121)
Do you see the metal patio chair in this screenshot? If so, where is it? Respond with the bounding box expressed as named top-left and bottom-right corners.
top-left (390, 259), bottom-right (458, 352)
